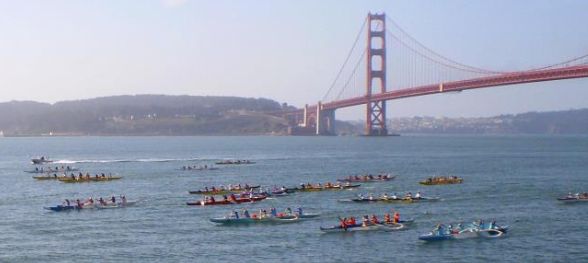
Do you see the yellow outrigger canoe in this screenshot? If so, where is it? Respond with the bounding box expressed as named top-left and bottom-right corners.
top-left (419, 177), bottom-right (463, 185)
top-left (57, 176), bottom-right (123, 183)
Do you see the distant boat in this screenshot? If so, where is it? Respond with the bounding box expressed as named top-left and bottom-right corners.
top-left (31, 157), bottom-right (53, 165)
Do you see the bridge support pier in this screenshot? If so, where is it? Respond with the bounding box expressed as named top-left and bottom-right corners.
top-left (316, 101), bottom-right (336, 135)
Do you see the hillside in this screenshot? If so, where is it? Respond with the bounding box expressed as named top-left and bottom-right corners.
top-left (384, 109), bottom-right (588, 135)
top-left (0, 95), bottom-right (292, 136)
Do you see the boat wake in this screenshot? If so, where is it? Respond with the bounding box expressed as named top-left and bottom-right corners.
top-left (54, 158), bottom-right (200, 164)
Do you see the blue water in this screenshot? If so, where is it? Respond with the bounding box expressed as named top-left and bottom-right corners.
top-left (0, 135), bottom-right (587, 262)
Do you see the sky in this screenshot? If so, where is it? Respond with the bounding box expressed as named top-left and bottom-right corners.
top-left (0, 0), bottom-right (587, 119)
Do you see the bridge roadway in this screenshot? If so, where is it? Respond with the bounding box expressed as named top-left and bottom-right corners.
top-left (291, 65), bottom-right (588, 114)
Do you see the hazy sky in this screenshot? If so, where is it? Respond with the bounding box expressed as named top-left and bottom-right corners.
top-left (1, 0), bottom-right (587, 119)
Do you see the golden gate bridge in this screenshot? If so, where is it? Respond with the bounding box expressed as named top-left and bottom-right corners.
top-left (278, 13), bottom-right (588, 136)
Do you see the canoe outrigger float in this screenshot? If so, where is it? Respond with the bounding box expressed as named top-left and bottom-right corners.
top-left (187, 196), bottom-right (267, 206)
top-left (33, 174), bottom-right (65, 180)
top-left (337, 174), bottom-right (396, 183)
top-left (418, 221), bottom-right (508, 241)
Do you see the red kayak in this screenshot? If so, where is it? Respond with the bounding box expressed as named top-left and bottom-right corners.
top-left (186, 196), bottom-right (266, 206)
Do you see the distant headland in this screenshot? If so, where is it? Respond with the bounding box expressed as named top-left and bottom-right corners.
top-left (0, 95), bottom-right (586, 136)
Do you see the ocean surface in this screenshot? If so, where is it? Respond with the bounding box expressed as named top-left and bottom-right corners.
top-left (0, 135), bottom-right (587, 262)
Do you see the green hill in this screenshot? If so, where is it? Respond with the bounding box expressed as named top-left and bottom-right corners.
top-left (0, 95), bottom-right (292, 136)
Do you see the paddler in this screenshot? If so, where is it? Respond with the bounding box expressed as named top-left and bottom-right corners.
top-left (393, 211), bottom-right (400, 224)
top-left (243, 209), bottom-right (250, 218)
top-left (340, 217), bottom-right (348, 229)
top-left (349, 217), bottom-right (356, 226)
top-left (362, 215), bottom-right (369, 227)
top-left (76, 199), bottom-right (83, 208)
top-left (384, 213), bottom-right (391, 224)
top-left (270, 208), bottom-right (277, 217)
top-left (64, 199), bottom-right (71, 206)
top-left (415, 192), bottom-right (421, 199)
top-left (296, 207), bottom-right (303, 216)
top-left (111, 195), bottom-right (116, 204)
top-left (121, 195), bottom-right (127, 205)
top-left (286, 207), bottom-right (292, 215)
top-left (371, 214), bottom-right (379, 224)
top-left (233, 211), bottom-right (239, 219)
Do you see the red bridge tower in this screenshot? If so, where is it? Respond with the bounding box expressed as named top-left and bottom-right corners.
top-left (365, 13), bottom-right (388, 136)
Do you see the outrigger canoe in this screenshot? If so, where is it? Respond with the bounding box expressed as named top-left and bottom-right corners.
top-left (419, 177), bottom-right (463, 185)
top-left (557, 196), bottom-right (588, 203)
top-left (419, 225), bottom-right (508, 241)
top-left (57, 176), bottom-right (122, 183)
top-left (44, 201), bottom-right (137, 211)
top-left (210, 215), bottom-right (299, 224)
top-left (350, 196), bottom-right (440, 203)
top-left (286, 184), bottom-right (360, 193)
top-left (187, 196), bottom-right (267, 206)
top-left (320, 223), bottom-right (406, 233)
top-left (215, 160), bottom-right (256, 165)
top-left (188, 185), bottom-right (261, 195)
top-left (25, 168), bottom-right (79, 174)
top-left (337, 175), bottom-right (396, 183)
